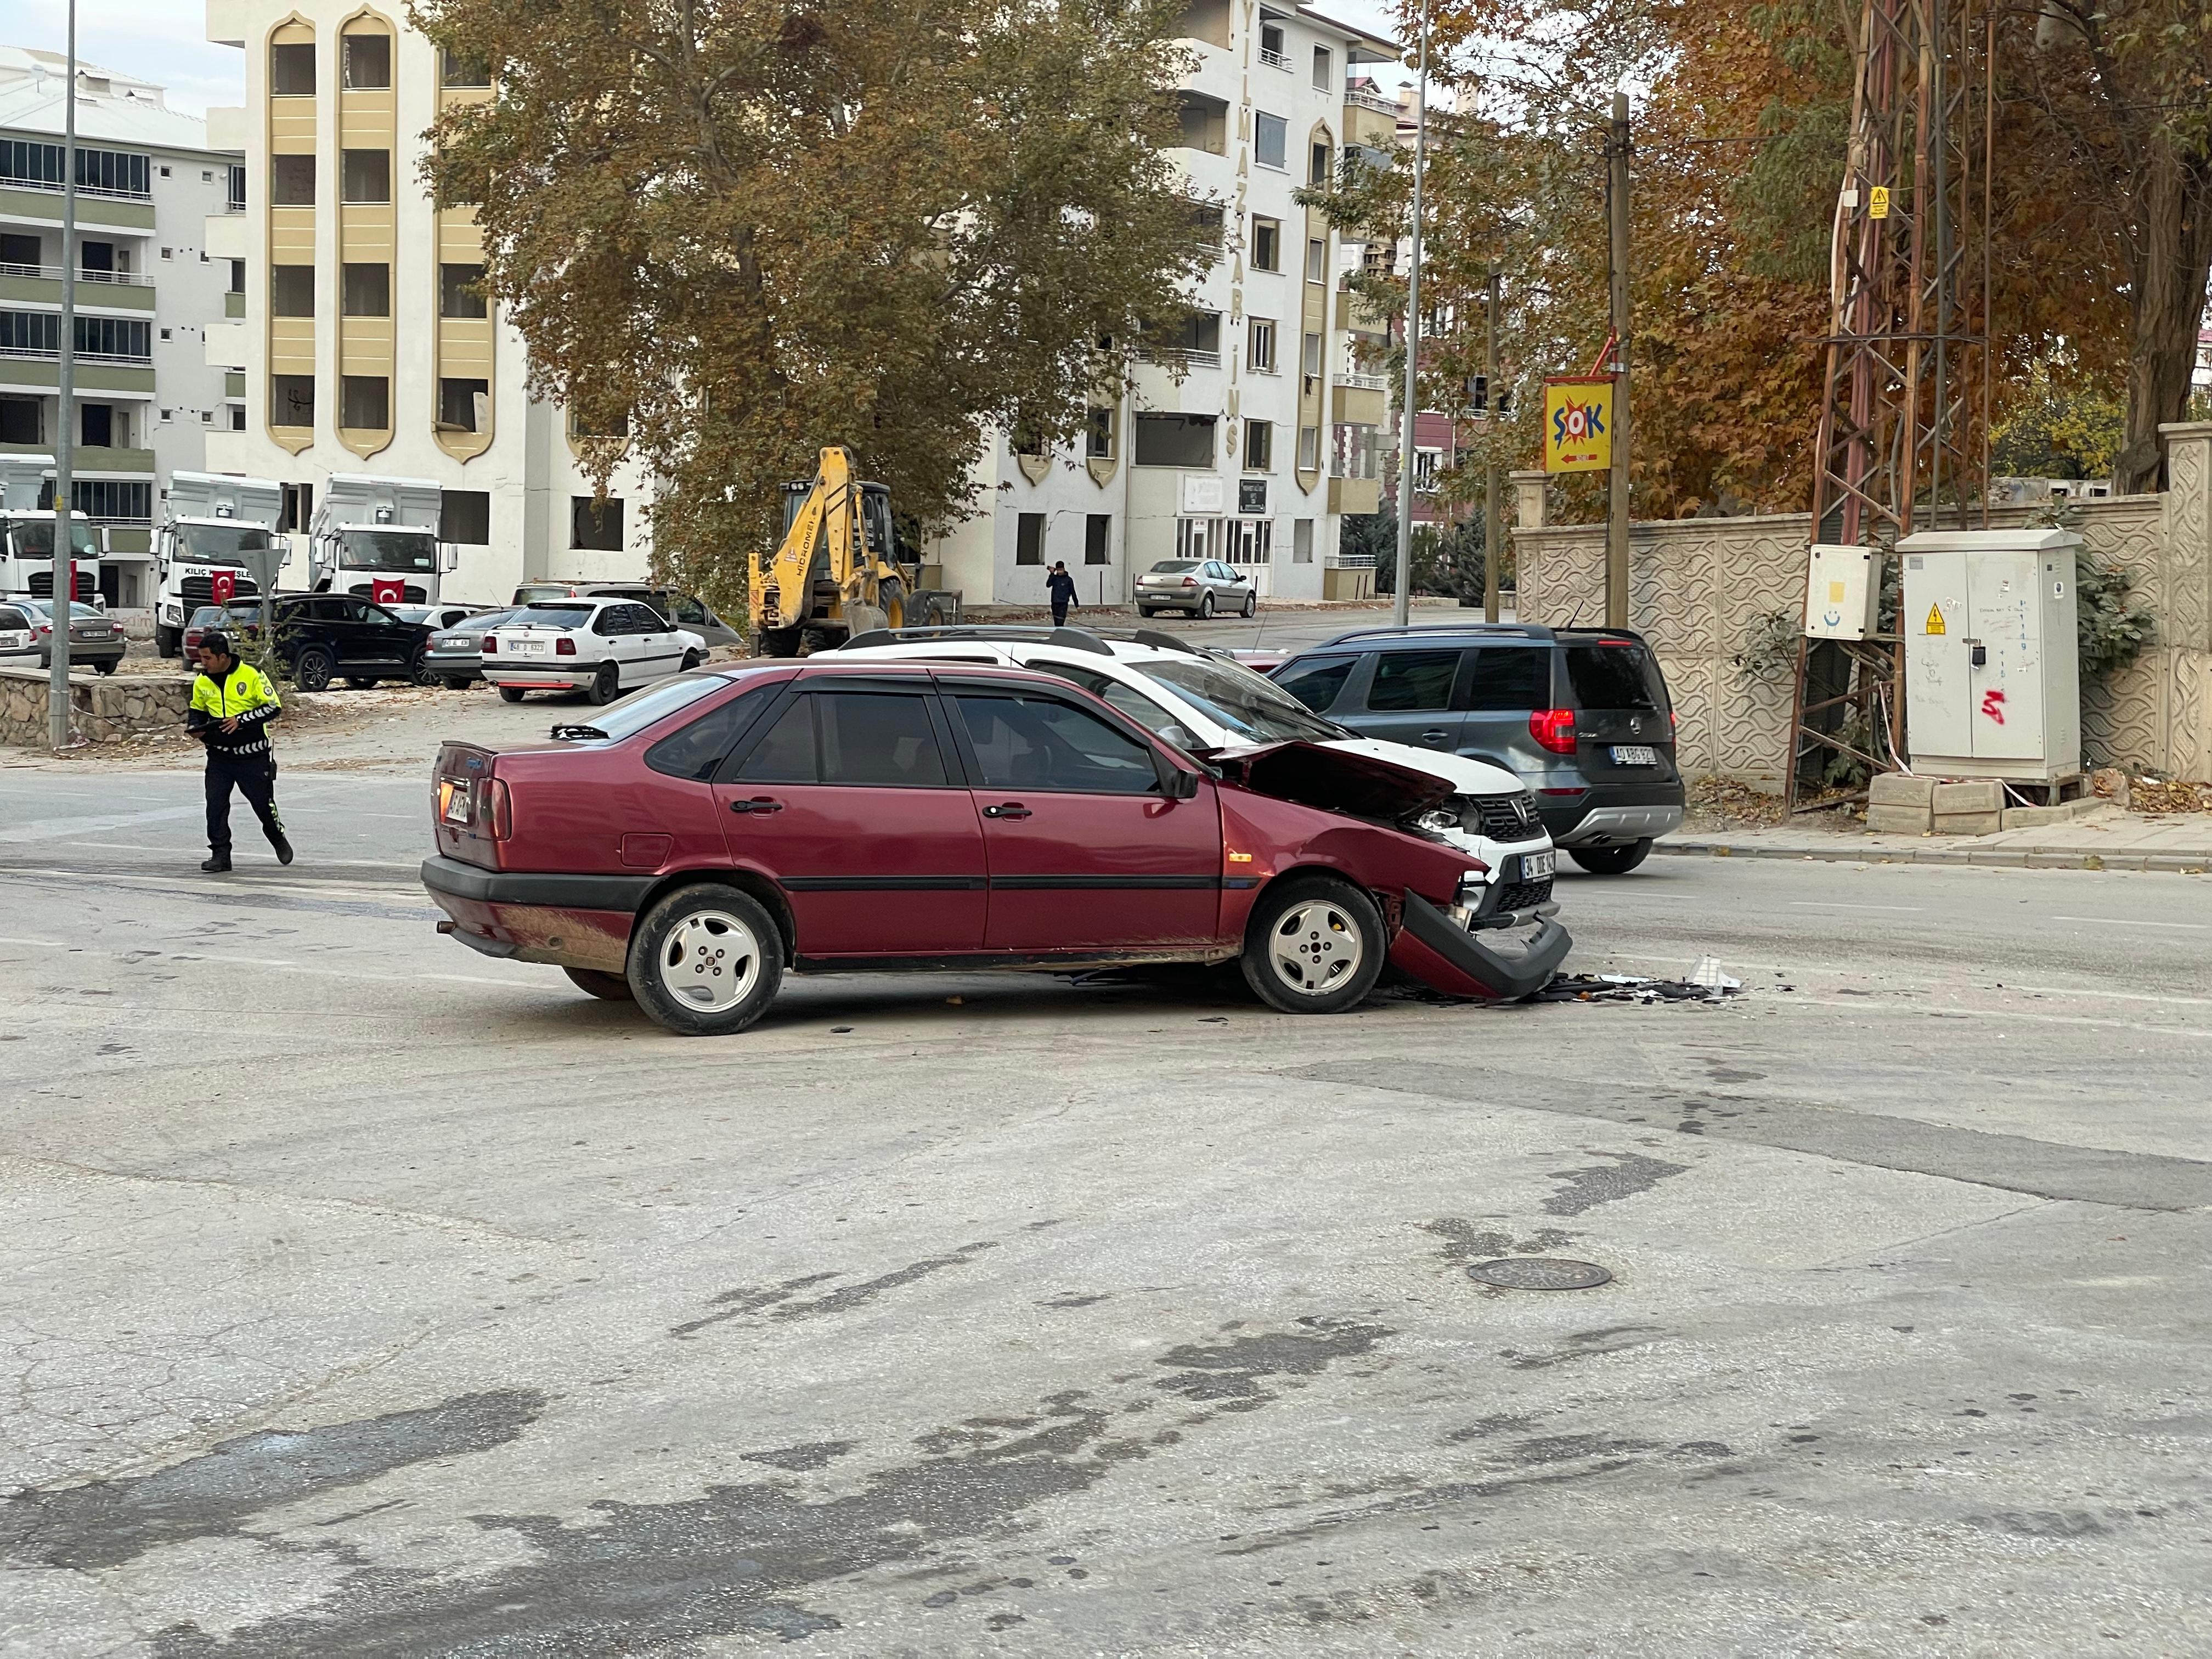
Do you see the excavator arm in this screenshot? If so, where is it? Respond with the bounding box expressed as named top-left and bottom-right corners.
top-left (752, 447), bottom-right (910, 656)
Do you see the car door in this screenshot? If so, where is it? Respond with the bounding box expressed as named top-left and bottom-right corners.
top-left (356, 599), bottom-right (414, 670)
top-left (1354, 646), bottom-right (1468, 754)
top-left (0, 605), bottom-right (33, 662)
top-left (940, 683), bottom-right (1220, 953)
top-left (305, 596), bottom-right (363, 669)
top-left (588, 604), bottom-right (634, 684)
top-left (713, 684), bottom-right (988, 957)
top-left (628, 603), bottom-right (685, 684)
top-left (1457, 643), bottom-right (1554, 775)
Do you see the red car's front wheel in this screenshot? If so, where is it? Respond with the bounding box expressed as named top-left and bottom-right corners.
top-left (1240, 877), bottom-right (1385, 1014)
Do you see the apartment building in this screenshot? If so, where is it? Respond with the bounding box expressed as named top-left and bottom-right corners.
top-left (200, 0), bottom-right (650, 605)
top-left (0, 47), bottom-right (241, 606)
top-left (927, 2), bottom-right (1397, 607)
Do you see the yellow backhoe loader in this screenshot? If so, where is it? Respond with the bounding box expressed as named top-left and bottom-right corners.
top-left (749, 447), bottom-right (958, 656)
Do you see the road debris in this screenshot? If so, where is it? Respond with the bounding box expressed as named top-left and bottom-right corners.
top-left (1533, 968), bottom-right (1744, 1005)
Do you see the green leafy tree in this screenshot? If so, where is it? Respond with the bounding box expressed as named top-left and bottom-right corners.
top-left (1992, 364), bottom-right (2127, 481)
top-left (411, 0), bottom-right (1212, 605)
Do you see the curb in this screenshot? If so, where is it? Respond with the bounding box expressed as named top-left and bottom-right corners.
top-left (1655, 839), bottom-right (2211, 873)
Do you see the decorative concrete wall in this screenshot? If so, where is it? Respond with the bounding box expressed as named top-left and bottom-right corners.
top-left (1512, 424), bottom-right (2212, 784)
top-left (0, 668), bottom-right (195, 748)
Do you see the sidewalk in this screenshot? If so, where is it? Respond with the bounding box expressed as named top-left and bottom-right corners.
top-left (1659, 806), bottom-right (2212, 872)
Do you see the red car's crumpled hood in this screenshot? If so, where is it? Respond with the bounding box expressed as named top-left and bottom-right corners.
top-left (1207, 740), bottom-right (1457, 823)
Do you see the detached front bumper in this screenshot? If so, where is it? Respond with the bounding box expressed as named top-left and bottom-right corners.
top-left (1389, 888), bottom-right (1572, 1001)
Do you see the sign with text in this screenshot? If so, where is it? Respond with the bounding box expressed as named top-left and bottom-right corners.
top-left (1180, 474), bottom-right (1226, 515)
top-left (1238, 478), bottom-right (1268, 516)
top-left (1543, 378), bottom-right (1615, 474)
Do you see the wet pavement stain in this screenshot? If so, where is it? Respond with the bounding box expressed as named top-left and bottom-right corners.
top-left (1541, 1151), bottom-right (1691, 1216)
top-left (672, 1244), bottom-right (997, 1340)
top-left (1498, 1325), bottom-right (1666, 1371)
top-left (0, 1391), bottom-right (545, 1573)
top-left (110, 1324), bottom-right (1392, 1655)
top-left (740, 1442), bottom-right (859, 1472)
top-left (1419, 1219), bottom-right (1577, 1264)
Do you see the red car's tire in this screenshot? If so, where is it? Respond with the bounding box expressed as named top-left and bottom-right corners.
top-left (564, 967), bottom-right (633, 1001)
top-left (627, 883), bottom-right (785, 1037)
top-left (1239, 876), bottom-right (1386, 1014)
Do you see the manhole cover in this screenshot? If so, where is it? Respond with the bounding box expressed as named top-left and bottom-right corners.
top-left (1466, 1257), bottom-right (1613, 1291)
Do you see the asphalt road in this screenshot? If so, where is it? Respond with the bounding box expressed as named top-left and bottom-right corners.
top-left (3, 752), bottom-right (2210, 1657)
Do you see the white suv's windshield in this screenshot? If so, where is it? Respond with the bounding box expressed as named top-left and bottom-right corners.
top-left (1132, 657), bottom-right (1346, 745)
top-left (336, 529), bottom-right (437, 572)
top-left (174, 524), bottom-right (275, 565)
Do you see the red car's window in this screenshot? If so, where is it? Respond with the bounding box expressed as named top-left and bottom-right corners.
top-left (815, 693), bottom-right (950, 787)
top-left (951, 693), bottom-right (1159, 794)
top-left (735, 698), bottom-right (816, 782)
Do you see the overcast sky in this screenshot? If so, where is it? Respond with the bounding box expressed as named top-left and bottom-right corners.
top-left (12, 0), bottom-right (1413, 120)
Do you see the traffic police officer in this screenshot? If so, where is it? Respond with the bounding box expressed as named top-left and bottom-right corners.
top-left (188, 630), bottom-right (293, 872)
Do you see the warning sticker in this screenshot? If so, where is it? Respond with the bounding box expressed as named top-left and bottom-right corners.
top-left (1923, 603), bottom-right (1946, 636)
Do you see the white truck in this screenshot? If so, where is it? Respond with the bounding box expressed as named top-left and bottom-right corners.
top-left (308, 473), bottom-right (454, 606)
top-left (154, 470), bottom-right (288, 657)
top-left (0, 454), bottom-right (104, 608)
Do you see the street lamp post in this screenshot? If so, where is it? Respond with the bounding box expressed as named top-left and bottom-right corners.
top-left (1391, 0), bottom-right (1431, 628)
top-left (47, 0), bottom-right (78, 748)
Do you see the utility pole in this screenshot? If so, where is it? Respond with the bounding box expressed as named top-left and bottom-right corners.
top-left (1483, 271), bottom-right (1502, 623)
top-left (48, 0), bottom-right (78, 748)
top-left (1604, 92), bottom-right (1631, 630)
top-left (1391, 0), bottom-right (1431, 628)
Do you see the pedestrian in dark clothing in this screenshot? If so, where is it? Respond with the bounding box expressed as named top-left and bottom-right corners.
top-left (188, 631), bottom-right (292, 873)
top-left (1046, 561), bottom-right (1078, 629)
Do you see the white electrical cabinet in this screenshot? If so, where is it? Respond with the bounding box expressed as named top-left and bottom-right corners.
top-left (1803, 544), bottom-right (1881, 640)
top-left (1898, 528), bottom-right (2081, 781)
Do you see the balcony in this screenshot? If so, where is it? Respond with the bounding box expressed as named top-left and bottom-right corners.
top-left (1345, 87), bottom-right (1399, 117)
top-left (1260, 46), bottom-right (1290, 69)
top-left (0, 266), bottom-right (157, 313)
top-left (1339, 370), bottom-right (1389, 391)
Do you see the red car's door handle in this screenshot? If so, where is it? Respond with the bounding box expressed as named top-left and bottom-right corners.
top-left (982, 802), bottom-right (1031, 819)
top-left (729, 797), bottom-right (783, 814)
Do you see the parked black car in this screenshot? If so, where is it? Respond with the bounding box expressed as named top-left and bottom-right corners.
top-left (185, 595), bottom-right (434, 691)
top-left (1272, 623), bottom-right (1685, 874)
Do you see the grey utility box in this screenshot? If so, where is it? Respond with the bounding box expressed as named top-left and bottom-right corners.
top-left (1898, 528), bottom-right (2082, 783)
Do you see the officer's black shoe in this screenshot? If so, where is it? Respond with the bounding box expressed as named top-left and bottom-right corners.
top-left (201, 853), bottom-right (232, 873)
top-left (270, 832), bottom-right (294, 866)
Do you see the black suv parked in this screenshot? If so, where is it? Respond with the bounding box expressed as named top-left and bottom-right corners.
top-left (185, 595), bottom-right (435, 690)
top-left (1272, 623), bottom-right (1685, 873)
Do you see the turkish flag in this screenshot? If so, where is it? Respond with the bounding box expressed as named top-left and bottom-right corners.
top-left (371, 578), bottom-right (405, 606)
top-left (210, 571), bottom-right (236, 606)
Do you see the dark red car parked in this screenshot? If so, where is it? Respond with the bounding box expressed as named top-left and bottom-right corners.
top-left (421, 661), bottom-right (1571, 1035)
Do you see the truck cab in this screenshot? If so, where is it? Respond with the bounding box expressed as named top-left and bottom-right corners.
top-left (0, 455), bottom-right (104, 608)
top-left (154, 470), bottom-right (288, 657)
top-left (308, 473), bottom-right (458, 606)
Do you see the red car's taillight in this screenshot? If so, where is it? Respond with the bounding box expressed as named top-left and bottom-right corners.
top-left (483, 777), bottom-right (512, 840)
top-left (556, 637), bottom-right (577, 656)
top-left (1530, 708), bottom-right (1578, 754)
top-left (482, 635), bottom-right (497, 653)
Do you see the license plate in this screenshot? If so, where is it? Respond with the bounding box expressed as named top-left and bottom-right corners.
top-left (1610, 744), bottom-right (1657, 765)
top-left (510, 639), bottom-right (543, 654)
top-left (1519, 850), bottom-right (1555, 881)
top-left (439, 781), bottom-right (472, 823)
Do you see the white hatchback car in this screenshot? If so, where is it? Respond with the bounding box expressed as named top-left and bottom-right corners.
top-left (836, 625), bottom-right (1560, 927)
top-left (484, 598), bottom-right (707, 706)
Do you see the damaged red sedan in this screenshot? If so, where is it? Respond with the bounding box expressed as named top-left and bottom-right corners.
top-left (421, 661), bottom-right (1572, 1036)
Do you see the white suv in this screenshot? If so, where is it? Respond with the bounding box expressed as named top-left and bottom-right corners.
top-left (837, 627), bottom-right (1559, 926)
top-left (484, 599), bottom-right (706, 706)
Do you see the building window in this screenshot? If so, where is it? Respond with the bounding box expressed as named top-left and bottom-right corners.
top-left (340, 374), bottom-right (390, 430)
top-left (73, 479), bottom-right (151, 522)
top-left (0, 397), bottom-right (37, 444)
top-left (1313, 46), bottom-right (1334, 89)
top-left (569, 407), bottom-right (630, 439)
top-left (77, 316), bottom-right (151, 360)
top-left (1306, 238), bottom-right (1328, 282)
top-left (80, 403), bottom-right (114, 448)
top-left (270, 375), bottom-right (314, 428)
top-left (1333, 422), bottom-right (1379, 479)
top-left (438, 377), bottom-right (488, 432)
top-left (1413, 448), bottom-right (1441, 492)
top-left (270, 265), bottom-right (314, 317)
top-left (1226, 518), bottom-right (1272, 564)
top-left (270, 41), bottom-right (316, 97)
top-left (229, 405), bottom-right (246, 431)
top-left (1176, 92), bottom-right (1227, 156)
top-left (0, 140), bottom-right (63, 188)
top-left (229, 258), bottom-right (246, 294)
top-left (1175, 517), bottom-right (1217, 561)
top-left (270, 154), bottom-right (315, 206)
top-left (1259, 21), bottom-right (1287, 65)
top-left (1250, 216), bottom-right (1280, 272)
top-left (277, 482), bottom-right (313, 531)
top-left (441, 489), bottom-right (491, 544)
top-left (1085, 407), bottom-right (1115, 460)
top-left (439, 262), bottom-right (489, 319)
top-left (1298, 425), bottom-right (1321, 471)
top-left (342, 33), bottom-right (391, 89)
top-left (228, 163), bottom-right (246, 211)
top-left (1248, 318), bottom-right (1277, 372)
top-left (1245, 419), bottom-right (1274, 471)
top-left (1085, 514), bottom-right (1110, 565)
top-left (76, 149), bottom-right (152, 198)
top-left (1132, 413), bottom-right (1216, 468)
top-left (571, 495), bottom-right (624, 551)
top-left (1302, 331), bottom-right (1323, 379)
top-left (340, 149), bottom-right (391, 204)
top-left (0, 311), bottom-right (60, 355)
top-left (1294, 518), bottom-right (1314, 563)
top-left (1015, 511), bottom-right (1046, 566)
top-left (1255, 111), bottom-right (1286, 170)
top-left (341, 262), bottom-right (390, 316)
top-left (1310, 139), bottom-right (1334, 188)
top-left (0, 232), bottom-right (39, 269)
top-left (441, 48), bottom-right (492, 88)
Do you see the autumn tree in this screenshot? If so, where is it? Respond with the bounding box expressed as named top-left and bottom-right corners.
top-left (410, 0), bottom-right (1212, 603)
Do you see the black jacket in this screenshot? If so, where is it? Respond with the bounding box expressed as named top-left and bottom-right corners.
top-left (1046, 571), bottom-right (1078, 606)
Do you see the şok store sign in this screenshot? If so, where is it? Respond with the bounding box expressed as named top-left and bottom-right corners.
top-left (1543, 377), bottom-right (1616, 474)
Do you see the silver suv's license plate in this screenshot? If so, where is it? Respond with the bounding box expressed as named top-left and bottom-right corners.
top-left (1611, 744), bottom-right (1657, 765)
top-left (1519, 850), bottom-right (1555, 880)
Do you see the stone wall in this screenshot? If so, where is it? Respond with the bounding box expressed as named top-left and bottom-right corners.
top-left (1511, 424), bottom-right (2212, 784)
top-left (0, 667), bottom-right (195, 748)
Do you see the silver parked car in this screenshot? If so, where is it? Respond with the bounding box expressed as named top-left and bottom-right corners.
top-left (422, 607), bottom-right (522, 687)
top-left (1135, 558), bottom-right (1255, 620)
top-left (14, 597), bottom-right (126, 674)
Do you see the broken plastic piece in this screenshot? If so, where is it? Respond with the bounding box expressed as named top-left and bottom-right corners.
top-left (1687, 955), bottom-right (1742, 991)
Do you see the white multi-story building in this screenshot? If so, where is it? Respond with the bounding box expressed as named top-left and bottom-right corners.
top-left (0, 47), bottom-right (241, 606)
top-left (199, 0), bottom-right (649, 605)
top-left (928, 3), bottom-right (1398, 607)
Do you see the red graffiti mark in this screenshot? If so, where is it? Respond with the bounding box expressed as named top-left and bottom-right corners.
top-left (1981, 689), bottom-right (2007, 724)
